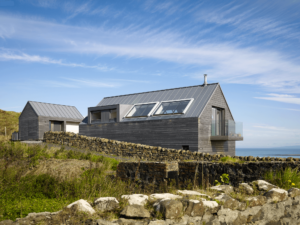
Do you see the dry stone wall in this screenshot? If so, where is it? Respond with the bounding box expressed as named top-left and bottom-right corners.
top-left (43, 132), bottom-right (300, 162)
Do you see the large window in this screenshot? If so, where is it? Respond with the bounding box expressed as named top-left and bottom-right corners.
top-left (154, 99), bottom-right (192, 115)
top-left (91, 111), bottom-right (101, 123)
top-left (211, 107), bottom-right (224, 136)
top-left (126, 103), bottom-right (157, 118)
top-left (91, 109), bottom-right (117, 123)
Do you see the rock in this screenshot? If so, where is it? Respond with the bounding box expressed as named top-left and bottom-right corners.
top-left (121, 194), bottom-right (148, 206)
top-left (120, 205), bottom-right (150, 218)
top-left (210, 185), bottom-right (234, 194)
top-left (202, 201), bottom-right (220, 213)
top-left (149, 193), bottom-right (182, 201)
top-left (288, 187), bottom-right (300, 198)
top-left (96, 219), bottom-right (115, 225)
top-left (0, 220), bottom-right (14, 225)
top-left (253, 180), bottom-right (277, 191)
top-left (148, 220), bottom-right (166, 225)
top-left (67, 199), bottom-right (96, 214)
top-left (239, 183), bottom-right (254, 194)
top-left (116, 218), bottom-right (148, 225)
top-left (94, 197), bottom-right (119, 212)
top-left (245, 196), bottom-right (267, 207)
top-left (215, 193), bottom-right (246, 211)
top-left (177, 190), bottom-right (211, 198)
top-left (185, 200), bottom-right (205, 217)
top-left (159, 200), bottom-right (183, 219)
top-left (264, 188), bottom-right (288, 202)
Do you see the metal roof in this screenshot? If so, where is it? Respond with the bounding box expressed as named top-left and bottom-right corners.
top-left (28, 101), bottom-right (84, 120)
top-left (97, 83), bottom-right (218, 120)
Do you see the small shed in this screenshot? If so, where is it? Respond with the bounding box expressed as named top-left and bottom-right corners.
top-left (19, 101), bottom-right (83, 141)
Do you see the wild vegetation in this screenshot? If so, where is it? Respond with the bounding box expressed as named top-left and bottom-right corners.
top-left (264, 167), bottom-right (300, 190)
top-left (0, 109), bottom-right (20, 140)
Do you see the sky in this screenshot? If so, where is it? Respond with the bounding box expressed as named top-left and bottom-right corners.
top-left (0, 0), bottom-right (300, 148)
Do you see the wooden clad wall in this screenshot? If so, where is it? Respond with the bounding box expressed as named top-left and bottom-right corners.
top-left (19, 103), bottom-right (39, 140)
top-left (80, 117), bottom-right (199, 152)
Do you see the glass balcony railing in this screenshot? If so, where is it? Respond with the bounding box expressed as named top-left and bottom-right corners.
top-left (211, 120), bottom-right (243, 140)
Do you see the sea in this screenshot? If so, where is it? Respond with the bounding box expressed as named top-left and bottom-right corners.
top-left (236, 148), bottom-right (300, 158)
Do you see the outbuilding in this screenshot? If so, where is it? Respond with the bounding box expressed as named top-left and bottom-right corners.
top-left (19, 101), bottom-right (83, 141)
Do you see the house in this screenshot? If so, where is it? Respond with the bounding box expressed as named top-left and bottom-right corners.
top-left (80, 75), bottom-right (243, 155)
top-left (19, 101), bottom-right (83, 141)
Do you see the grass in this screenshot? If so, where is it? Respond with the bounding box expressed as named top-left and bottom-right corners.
top-left (264, 167), bottom-right (300, 190)
top-left (0, 109), bottom-right (20, 138)
top-left (219, 156), bottom-right (245, 163)
top-left (0, 141), bottom-right (128, 221)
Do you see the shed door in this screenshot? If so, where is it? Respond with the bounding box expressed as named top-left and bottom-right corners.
top-left (66, 122), bottom-right (79, 134)
top-left (50, 121), bottom-right (63, 131)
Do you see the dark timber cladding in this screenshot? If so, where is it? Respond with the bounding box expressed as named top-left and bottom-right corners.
top-left (19, 101), bottom-right (83, 141)
top-left (80, 82), bottom-right (242, 155)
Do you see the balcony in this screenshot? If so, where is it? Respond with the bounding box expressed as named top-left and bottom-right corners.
top-left (210, 120), bottom-right (243, 141)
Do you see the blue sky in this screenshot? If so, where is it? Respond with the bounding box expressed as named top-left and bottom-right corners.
top-left (0, 0), bottom-right (300, 148)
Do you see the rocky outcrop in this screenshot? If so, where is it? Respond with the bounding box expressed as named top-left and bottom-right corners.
top-left (67, 199), bottom-right (95, 214)
top-left (94, 197), bottom-right (119, 212)
top-left (120, 205), bottom-right (150, 218)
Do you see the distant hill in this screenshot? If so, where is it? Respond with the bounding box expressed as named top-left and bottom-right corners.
top-left (0, 109), bottom-right (21, 136)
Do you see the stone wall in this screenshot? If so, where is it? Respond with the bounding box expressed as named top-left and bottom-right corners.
top-left (43, 131), bottom-right (300, 162)
top-left (116, 161), bottom-right (300, 190)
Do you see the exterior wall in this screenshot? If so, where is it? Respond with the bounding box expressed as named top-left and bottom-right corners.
top-left (66, 122), bottom-right (80, 134)
top-left (80, 117), bottom-right (199, 151)
top-left (38, 116), bottom-right (82, 139)
top-left (19, 103), bottom-right (39, 140)
top-left (199, 85), bottom-right (235, 155)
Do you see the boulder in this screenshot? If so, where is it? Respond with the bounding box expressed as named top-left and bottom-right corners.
top-left (159, 200), bottom-right (183, 219)
top-left (94, 197), bottom-right (119, 212)
top-left (288, 187), bottom-right (300, 198)
top-left (120, 205), bottom-right (150, 218)
top-left (177, 190), bottom-right (211, 198)
top-left (210, 185), bottom-right (234, 194)
top-left (215, 193), bottom-right (246, 211)
top-left (121, 194), bottom-right (148, 206)
top-left (0, 220), bottom-right (14, 225)
top-left (239, 183), bottom-right (254, 194)
top-left (148, 221), bottom-right (166, 225)
top-left (202, 201), bottom-right (220, 213)
top-left (67, 199), bottom-right (96, 214)
top-left (245, 196), bottom-right (267, 207)
top-left (96, 219), bottom-right (115, 225)
top-left (253, 180), bottom-right (277, 191)
top-left (264, 188), bottom-right (288, 202)
top-left (115, 218), bottom-right (148, 225)
top-left (149, 193), bottom-right (182, 201)
top-left (185, 200), bottom-right (205, 217)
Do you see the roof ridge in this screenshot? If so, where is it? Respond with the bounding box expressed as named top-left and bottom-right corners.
top-left (103, 83), bottom-right (219, 99)
top-left (28, 101), bottom-right (77, 108)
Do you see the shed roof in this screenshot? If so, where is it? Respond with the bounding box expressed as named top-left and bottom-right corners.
top-left (28, 101), bottom-right (83, 119)
top-left (97, 83), bottom-right (218, 119)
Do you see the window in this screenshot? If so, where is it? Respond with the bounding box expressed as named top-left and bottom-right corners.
top-left (91, 111), bottom-right (101, 123)
top-left (109, 109), bottom-right (117, 122)
top-left (154, 99), bottom-right (192, 115)
top-left (49, 121), bottom-right (63, 131)
top-left (211, 107), bottom-right (224, 136)
top-left (126, 103), bottom-right (157, 118)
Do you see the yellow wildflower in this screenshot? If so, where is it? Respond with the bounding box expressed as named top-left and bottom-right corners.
top-left (292, 183), bottom-right (295, 186)
top-left (288, 180), bottom-right (291, 183)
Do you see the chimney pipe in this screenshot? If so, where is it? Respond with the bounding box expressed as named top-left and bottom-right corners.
top-left (204, 74), bottom-right (207, 86)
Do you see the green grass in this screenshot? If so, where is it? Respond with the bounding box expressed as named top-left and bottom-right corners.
top-left (0, 141), bottom-right (126, 221)
top-left (264, 167), bottom-right (300, 190)
top-left (0, 109), bottom-right (20, 137)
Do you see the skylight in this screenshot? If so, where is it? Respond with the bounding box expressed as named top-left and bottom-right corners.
top-left (154, 99), bottom-right (193, 115)
top-left (126, 103), bottom-right (157, 117)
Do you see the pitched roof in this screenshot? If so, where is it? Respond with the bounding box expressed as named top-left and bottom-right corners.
top-left (28, 101), bottom-right (83, 119)
top-left (97, 83), bottom-right (218, 119)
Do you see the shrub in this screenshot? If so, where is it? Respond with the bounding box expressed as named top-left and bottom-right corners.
top-left (264, 167), bottom-right (300, 190)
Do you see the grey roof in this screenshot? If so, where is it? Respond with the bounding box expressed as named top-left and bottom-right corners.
top-left (97, 83), bottom-right (218, 120)
top-left (28, 101), bottom-right (83, 120)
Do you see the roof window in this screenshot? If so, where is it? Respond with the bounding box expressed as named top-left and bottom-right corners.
top-left (154, 99), bottom-right (193, 116)
top-left (126, 102), bottom-right (158, 118)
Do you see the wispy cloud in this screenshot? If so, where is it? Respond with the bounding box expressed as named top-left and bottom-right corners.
top-left (1, 13), bottom-right (300, 93)
top-left (255, 94), bottom-right (300, 105)
top-left (0, 50), bottom-right (113, 71)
